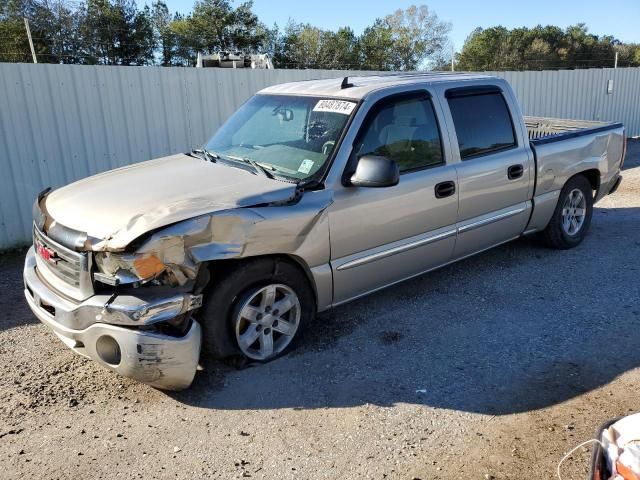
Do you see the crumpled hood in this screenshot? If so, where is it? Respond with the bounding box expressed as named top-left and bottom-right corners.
top-left (43, 154), bottom-right (296, 250)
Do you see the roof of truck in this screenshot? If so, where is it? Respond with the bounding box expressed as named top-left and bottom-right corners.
top-left (258, 72), bottom-right (499, 99)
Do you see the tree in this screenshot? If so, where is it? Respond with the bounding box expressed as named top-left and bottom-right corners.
top-left (151, 0), bottom-right (175, 66)
top-left (323, 27), bottom-right (359, 69)
top-left (359, 19), bottom-right (394, 70)
top-left (168, 13), bottom-right (196, 65)
top-left (1, 1), bottom-right (452, 69)
top-left (456, 26), bottom-right (510, 70)
top-left (78, 0), bottom-right (155, 65)
top-left (358, 5), bottom-right (451, 71)
top-left (615, 43), bottom-right (640, 68)
top-left (228, 0), bottom-right (265, 51)
top-left (456, 23), bottom-right (620, 71)
top-left (165, 0), bottom-right (267, 66)
top-left (383, 5), bottom-right (451, 70)
top-left (25, 0), bottom-right (84, 63)
top-left (270, 22), bottom-right (360, 69)
top-left (260, 21), bottom-right (280, 58)
top-left (1, 0), bottom-right (87, 64)
top-left (5, 0), bottom-right (634, 71)
top-left (181, 0), bottom-right (264, 53)
top-left (0, 0), bottom-right (32, 62)
top-left (0, 0), bottom-right (155, 64)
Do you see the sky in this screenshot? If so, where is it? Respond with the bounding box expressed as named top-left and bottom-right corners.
top-left (151, 0), bottom-right (640, 51)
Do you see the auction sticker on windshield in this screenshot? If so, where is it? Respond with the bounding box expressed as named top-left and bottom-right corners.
top-left (313, 99), bottom-right (356, 115)
top-left (298, 159), bottom-right (315, 174)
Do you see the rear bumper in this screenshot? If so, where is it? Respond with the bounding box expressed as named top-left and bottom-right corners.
top-left (23, 247), bottom-right (201, 390)
top-left (608, 174), bottom-right (623, 195)
top-left (596, 173), bottom-right (623, 202)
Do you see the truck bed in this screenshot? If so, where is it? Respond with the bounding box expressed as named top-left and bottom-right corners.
top-left (526, 115), bottom-right (625, 203)
top-left (525, 116), bottom-right (623, 144)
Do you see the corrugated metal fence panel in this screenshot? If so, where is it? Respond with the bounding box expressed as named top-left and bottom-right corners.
top-left (1, 64), bottom-right (639, 249)
top-left (490, 68), bottom-right (640, 133)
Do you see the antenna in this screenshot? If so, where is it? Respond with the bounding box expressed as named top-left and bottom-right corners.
top-left (341, 76), bottom-right (353, 89)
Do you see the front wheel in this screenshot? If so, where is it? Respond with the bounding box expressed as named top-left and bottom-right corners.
top-left (199, 258), bottom-right (315, 364)
top-left (233, 283), bottom-right (302, 361)
top-left (540, 175), bottom-right (594, 249)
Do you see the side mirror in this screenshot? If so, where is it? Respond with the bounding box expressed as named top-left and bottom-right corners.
top-left (349, 155), bottom-right (400, 188)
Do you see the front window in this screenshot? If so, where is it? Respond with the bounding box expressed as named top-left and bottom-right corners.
top-left (205, 94), bottom-right (357, 181)
top-left (354, 95), bottom-right (444, 173)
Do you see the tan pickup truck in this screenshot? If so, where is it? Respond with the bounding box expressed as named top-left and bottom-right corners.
top-left (24, 73), bottom-right (626, 389)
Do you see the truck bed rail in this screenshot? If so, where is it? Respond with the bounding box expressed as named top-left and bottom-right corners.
top-left (526, 116), bottom-right (623, 145)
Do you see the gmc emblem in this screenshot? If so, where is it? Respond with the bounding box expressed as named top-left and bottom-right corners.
top-left (36, 241), bottom-right (59, 264)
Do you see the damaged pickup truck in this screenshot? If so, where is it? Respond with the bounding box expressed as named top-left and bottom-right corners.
top-left (24, 74), bottom-right (626, 389)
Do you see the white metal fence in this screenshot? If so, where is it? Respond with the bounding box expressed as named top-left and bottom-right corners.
top-left (1, 64), bottom-right (639, 249)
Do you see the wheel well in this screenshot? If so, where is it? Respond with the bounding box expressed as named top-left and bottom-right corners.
top-left (202, 254), bottom-right (318, 305)
top-left (575, 169), bottom-right (600, 195)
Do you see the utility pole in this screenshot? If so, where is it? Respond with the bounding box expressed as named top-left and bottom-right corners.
top-left (614, 51), bottom-right (618, 69)
top-left (451, 45), bottom-right (455, 72)
top-left (23, 18), bottom-right (37, 64)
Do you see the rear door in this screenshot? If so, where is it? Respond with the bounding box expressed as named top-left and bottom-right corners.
top-left (441, 85), bottom-right (533, 258)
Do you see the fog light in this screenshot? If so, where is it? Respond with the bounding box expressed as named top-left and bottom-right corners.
top-left (96, 335), bottom-right (121, 366)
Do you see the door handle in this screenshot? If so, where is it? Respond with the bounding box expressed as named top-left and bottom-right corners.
top-left (508, 164), bottom-right (524, 180)
top-left (434, 181), bottom-right (456, 199)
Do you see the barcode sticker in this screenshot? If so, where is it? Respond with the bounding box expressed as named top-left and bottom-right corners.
top-left (313, 99), bottom-right (356, 115)
top-left (298, 159), bottom-right (315, 174)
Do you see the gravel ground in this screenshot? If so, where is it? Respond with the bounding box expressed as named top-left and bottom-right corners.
top-left (1, 142), bottom-right (639, 480)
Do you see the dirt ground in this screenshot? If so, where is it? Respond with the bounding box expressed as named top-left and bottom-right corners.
top-left (1, 142), bottom-right (639, 480)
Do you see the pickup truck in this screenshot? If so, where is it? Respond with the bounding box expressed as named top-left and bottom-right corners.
top-left (23, 73), bottom-right (626, 389)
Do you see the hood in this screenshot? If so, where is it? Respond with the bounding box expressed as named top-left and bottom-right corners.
top-left (43, 154), bottom-right (297, 250)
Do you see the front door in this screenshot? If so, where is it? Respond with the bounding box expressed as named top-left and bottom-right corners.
top-left (328, 91), bottom-right (459, 305)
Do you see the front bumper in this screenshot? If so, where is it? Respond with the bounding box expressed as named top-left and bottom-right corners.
top-left (23, 247), bottom-right (201, 390)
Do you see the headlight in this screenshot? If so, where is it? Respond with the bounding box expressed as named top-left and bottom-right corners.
top-left (94, 252), bottom-right (166, 285)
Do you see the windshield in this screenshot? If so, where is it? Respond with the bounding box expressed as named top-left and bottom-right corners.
top-left (204, 94), bottom-right (357, 181)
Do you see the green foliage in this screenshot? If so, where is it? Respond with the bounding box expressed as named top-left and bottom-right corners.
top-left (150, 0), bottom-right (175, 66)
top-left (1, 0), bottom-right (82, 63)
top-left (0, 0), bottom-right (22, 62)
top-left (0, 0), bottom-right (155, 64)
top-left (359, 19), bottom-right (394, 70)
top-left (272, 21), bottom-right (360, 69)
top-left (0, 1), bottom-right (452, 69)
top-left (78, 0), bottom-right (155, 65)
top-left (273, 5), bottom-right (451, 70)
top-left (456, 23), bottom-right (640, 71)
top-left (8, 2), bottom-right (634, 72)
top-left (383, 5), bottom-right (450, 70)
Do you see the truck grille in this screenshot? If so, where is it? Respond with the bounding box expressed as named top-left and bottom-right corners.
top-left (33, 225), bottom-right (93, 300)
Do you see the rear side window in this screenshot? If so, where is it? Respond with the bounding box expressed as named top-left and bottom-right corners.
top-left (447, 93), bottom-right (516, 160)
top-left (355, 96), bottom-right (443, 173)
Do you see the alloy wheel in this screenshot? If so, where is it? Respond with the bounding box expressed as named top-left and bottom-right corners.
top-left (234, 284), bottom-right (301, 361)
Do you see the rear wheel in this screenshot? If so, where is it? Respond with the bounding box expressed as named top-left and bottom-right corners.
top-left (199, 258), bottom-right (315, 364)
top-left (540, 175), bottom-right (594, 249)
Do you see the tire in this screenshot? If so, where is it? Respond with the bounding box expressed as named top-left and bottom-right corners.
top-left (540, 175), bottom-right (594, 249)
top-left (199, 257), bottom-right (315, 364)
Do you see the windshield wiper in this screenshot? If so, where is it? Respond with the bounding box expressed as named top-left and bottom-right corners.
top-left (202, 148), bottom-right (219, 162)
top-left (244, 158), bottom-right (276, 179)
top-left (203, 150), bottom-right (293, 182)
top-left (189, 149), bottom-right (206, 160)
top-left (190, 149), bottom-right (218, 163)
top-left (216, 153), bottom-right (277, 179)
